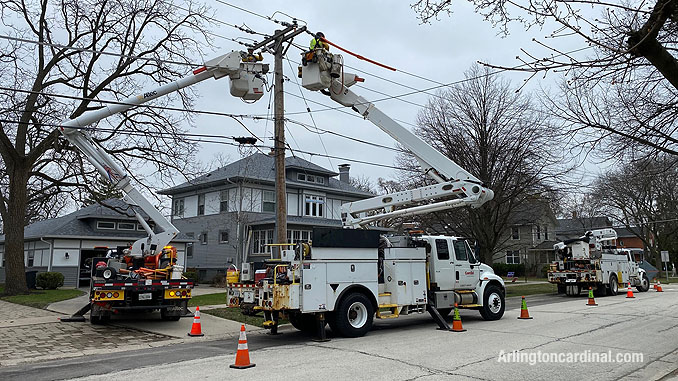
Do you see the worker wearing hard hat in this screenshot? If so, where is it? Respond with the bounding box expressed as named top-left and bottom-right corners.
top-left (310, 32), bottom-right (329, 51)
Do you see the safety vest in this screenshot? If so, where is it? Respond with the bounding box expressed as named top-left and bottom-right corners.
top-left (310, 38), bottom-right (328, 51)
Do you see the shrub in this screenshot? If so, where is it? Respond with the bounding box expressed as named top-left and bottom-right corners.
top-left (183, 270), bottom-right (198, 284)
top-left (36, 272), bottom-right (65, 290)
top-left (491, 263), bottom-right (526, 277)
top-left (211, 273), bottom-right (226, 287)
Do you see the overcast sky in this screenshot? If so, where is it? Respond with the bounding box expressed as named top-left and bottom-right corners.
top-left (163, 0), bottom-right (589, 187)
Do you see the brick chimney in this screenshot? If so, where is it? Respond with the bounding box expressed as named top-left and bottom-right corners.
top-left (338, 164), bottom-right (350, 183)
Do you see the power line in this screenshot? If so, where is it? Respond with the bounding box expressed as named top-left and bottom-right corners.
top-left (1, 86), bottom-right (406, 154)
top-left (1, 120), bottom-right (412, 172)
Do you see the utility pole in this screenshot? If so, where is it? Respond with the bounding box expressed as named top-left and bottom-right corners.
top-left (251, 24), bottom-right (306, 258)
top-left (273, 32), bottom-right (287, 258)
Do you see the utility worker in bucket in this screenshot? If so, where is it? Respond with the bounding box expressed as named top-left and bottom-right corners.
top-left (310, 32), bottom-right (329, 51)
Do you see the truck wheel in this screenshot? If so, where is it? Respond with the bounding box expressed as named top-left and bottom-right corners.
top-left (479, 284), bottom-right (505, 321)
top-left (636, 273), bottom-right (650, 292)
top-left (332, 293), bottom-right (374, 337)
top-left (160, 308), bottom-right (181, 321)
top-left (289, 313), bottom-right (319, 333)
top-left (557, 285), bottom-right (566, 294)
top-left (607, 274), bottom-right (618, 296)
top-left (436, 308), bottom-right (452, 318)
top-left (90, 314), bottom-right (109, 325)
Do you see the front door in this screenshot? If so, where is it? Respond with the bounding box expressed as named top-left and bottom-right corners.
top-left (451, 240), bottom-right (479, 289)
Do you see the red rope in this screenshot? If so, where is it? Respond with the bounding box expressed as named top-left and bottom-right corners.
top-left (320, 37), bottom-right (397, 72)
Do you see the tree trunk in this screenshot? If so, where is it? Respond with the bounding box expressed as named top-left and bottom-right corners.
top-left (3, 164), bottom-right (29, 296)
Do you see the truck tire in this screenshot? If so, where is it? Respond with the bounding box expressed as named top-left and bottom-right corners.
top-left (557, 284), bottom-right (566, 294)
top-left (636, 273), bottom-right (650, 292)
top-left (479, 284), bottom-right (505, 321)
top-left (161, 308), bottom-right (181, 321)
top-left (436, 308), bottom-right (452, 318)
top-left (289, 313), bottom-right (318, 333)
top-left (607, 274), bottom-right (619, 296)
top-left (331, 292), bottom-right (374, 338)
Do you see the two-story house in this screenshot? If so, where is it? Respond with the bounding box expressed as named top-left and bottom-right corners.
top-left (492, 200), bottom-right (558, 274)
top-left (159, 152), bottom-right (373, 280)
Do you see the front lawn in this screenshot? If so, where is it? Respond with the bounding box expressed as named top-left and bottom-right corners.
top-left (0, 284), bottom-right (85, 309)
top-left (203, 307), bottom-right (288, 328)
top-left (188, 292), bottom-right (227, 307)
top-left (505, 283), bottom-right (557, 298)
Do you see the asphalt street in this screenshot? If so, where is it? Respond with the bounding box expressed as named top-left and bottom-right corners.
top-left (1, 287), bottom-right (677, 381)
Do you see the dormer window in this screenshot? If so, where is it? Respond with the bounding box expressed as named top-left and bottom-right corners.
top-left (118, 222), bottom-right (135, 231)
top-left (97, 221), bottom-right (115, 230)
top-left (297, 173), bottom-right (324, 185)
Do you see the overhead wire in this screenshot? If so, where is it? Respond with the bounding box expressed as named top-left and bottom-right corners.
top-left (284, 57), bottom-right (333, 168)
top-left (0, 119), bottom-right (411, 171)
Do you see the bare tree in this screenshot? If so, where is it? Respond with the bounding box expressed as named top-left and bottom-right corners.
top-left (349, 174), bottom-right (375, 194)
top-left (0, 0), bottom-right (212, 295)
top-left (412, 0), bottom-right (678, 157)
top-left (590, 156), bottom-right (678, 263)
top-left (401, 64), bottom-right (569, 263)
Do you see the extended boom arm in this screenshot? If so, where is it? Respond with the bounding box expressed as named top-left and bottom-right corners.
top-left (60, 51), bottom-right (268, 256)
top-left (300, 55), bottom-right (493, 228)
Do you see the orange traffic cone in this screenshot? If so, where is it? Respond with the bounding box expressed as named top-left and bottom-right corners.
top-left (517, 296), bottom-right (533, 319)
top-left (653, 278), bottom-right (658, 290)
top-left (626, 283), bottom-right (635, 299)
top-left (451, 303), bottom-right (466, 332)
top-left (656, 281), bottom-right (663, 292)
top-left (230, 324), bottom-right (256, 369)
top-left (586, 287), bottom-right (598, 306)
top-left (187, 306), bottom-right (204, 337)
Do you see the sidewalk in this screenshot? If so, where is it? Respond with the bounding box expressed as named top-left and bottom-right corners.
top-left (46, 285), bottom-right (258, 342)
top-left (503, 279), bottom-right (550, 286)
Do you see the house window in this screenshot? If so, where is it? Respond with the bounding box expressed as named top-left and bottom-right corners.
top-left (118, 222), bottom-right (135, 231)
top-left (297, 173), bottom-right (306, 181)
top-left (287, 229), bottom-right (312, 244)
top-left (27, 251), bottom-right (34, 267)
top-left (506, 250), bottom-right (521, 264)
top-left (304, 195), bottom-right (325, 217)
top-left (511, 227), bottom-right (520, 240)
top-left (97, 221), bottom-right (115, 230)
top-left (198, 194), bottom-right (205, 216)
top-left (185, 233), bottom-right (195, 257)
top-left (219, 230), bottom-right (229, 244)
top-left (263, 191), bottom-right (275, 213)
top-left (252, 229), bottom-right (274, 254)
top-left (535, 225), bottom-right (541, 240)
top-left (220, 190), bottom-right (229, 213)
top-left (199, 232), bottom-right (208, 245)
top-left (173, 198), bottom-right (185, 217)
top-left (316, 177), bottom-right (324, 184)
top-left (544, 225), bottom-right (549, 240)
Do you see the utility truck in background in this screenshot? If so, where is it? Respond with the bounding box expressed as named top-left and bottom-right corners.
top-left (226, 45), bottom-right (504, 338)
top-left (58, 50), bottom-right (269, 323)
top-left (548, 228), bottom-right (650, 297)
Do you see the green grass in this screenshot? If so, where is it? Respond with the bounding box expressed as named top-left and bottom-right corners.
top-left (0, 285), bottom-right (85, 309)
top-left (505, 282), bottom-right (557, 298)
top-left (188, 292), bottom-right (227, 307)
top-left (203, 307), bottom-right (288, 328)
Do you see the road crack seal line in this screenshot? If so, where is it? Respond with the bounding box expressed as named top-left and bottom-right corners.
top-left (305, 342), bottom-right (489, 381)
top-left (618, 345), bottom-right (678, 380)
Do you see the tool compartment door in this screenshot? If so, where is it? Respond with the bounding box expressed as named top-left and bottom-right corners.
top-left (301, 262), bottom-right (327, 312)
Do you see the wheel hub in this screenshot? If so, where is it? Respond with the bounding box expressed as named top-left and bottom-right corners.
top-left (488, 293), bottom-right (502, 314)
top-left (347, 302), bottom-right (367, 329)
